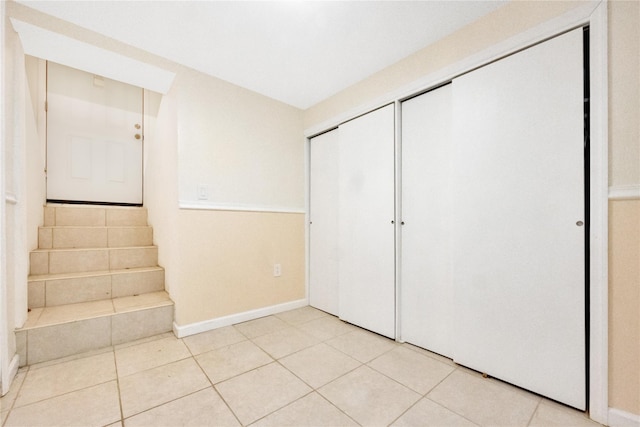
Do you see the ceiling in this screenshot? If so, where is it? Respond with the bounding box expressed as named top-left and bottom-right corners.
top-left (16, 1), bottom-right (506, 109)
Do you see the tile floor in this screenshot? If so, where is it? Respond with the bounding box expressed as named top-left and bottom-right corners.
top-left (1, 306), bottom-right (602, 427)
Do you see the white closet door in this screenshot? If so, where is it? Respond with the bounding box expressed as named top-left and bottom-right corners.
top-left (452, 28), bottom-right (585, 409)
top-left (400, 84), bottom-right (453, 357)
top-left (338, 104), bottom-right (395, 338)
top-left (309, 129), bottom-right (339, 315)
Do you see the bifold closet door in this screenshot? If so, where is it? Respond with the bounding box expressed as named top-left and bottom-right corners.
top-left (400, 84), bottom-right (453, 358)
top-left (452, 28), bottom-right (585, 409)
top-left (338, 104), bottom-right (395, 338)
top-left (309, 130), bottom-right (339, 315)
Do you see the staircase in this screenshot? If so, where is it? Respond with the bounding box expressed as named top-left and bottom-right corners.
top-left (16, 204), bottom-right (174, 366)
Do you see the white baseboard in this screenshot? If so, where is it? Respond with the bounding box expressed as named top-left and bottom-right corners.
top-left (609, 408), bottom-right (640, 427)
top-left (1, 355), bottom-right (20, 396)
top-left (173, 298), bottom-right (308, 338)
top-left (609, 185), bottom-right (640, 200)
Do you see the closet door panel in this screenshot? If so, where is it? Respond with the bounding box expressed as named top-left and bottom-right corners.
top-left (452, 28), bottom-right (585, 409)
top-left (309, 130), bottom-right (340, 315)
top-left (400, 85), bottom-right (453, 357)
top-left (338, 104), bottom-right (395, 338)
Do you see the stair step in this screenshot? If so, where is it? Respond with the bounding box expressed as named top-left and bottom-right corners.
top-left (16, 291), bottom-right (174, 365)
top-left (29, 246), bottom-right (158, 275)
top-left (28, 266), bottom-right (165, 308)
top-left (45, 205), bottom-right (148, 227)
top-left (38, 226), bottom-right (153, 249)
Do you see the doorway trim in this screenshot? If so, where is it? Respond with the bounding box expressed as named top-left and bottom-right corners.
top-left (304, 2), bottom-right (608, 423)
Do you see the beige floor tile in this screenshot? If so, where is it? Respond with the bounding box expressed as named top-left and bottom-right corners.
top-left (391, 398), bottom-right (479, 426)
top-left (252, 326), bottom-right (319, 359)
top-left (125, 388), bottom-right (240, 427)
top-left (5, 381), bottom-right (120, 427)
top-left (28, 346), bottom-right (114, 369)
top-left (318, 365), bottom-right (421, 426)
top-left (234, 315), bottom-right (290, 339)
top-left (296, 315), bottom-right (357, 341)
top-left (1, 410), bottom-right (8, 425)
top-left (114, 332), bottom-right (174, 350)
top-left (119, 358), bottom-right (210, 418)
top-left (369, 346), bottom-right (455, 394)
top-left (529, 399), bottom-right (599, 426)
top-left (105, 422), bottom-right (123, 427)
top-left (279, 343), bottom-right (361, 388)
top-left (116, 335), bottom-right (191, 377)
top-left (215, 362), bottom-right (312, 425)
top-left (0, 368), bottom-right (27, 411)
top-left (402, 343), bottom-right (458, 367)
top-left (183, 325), bottom-right (247, 355)
top-left (251, 392), bottom-right (358, 427)
top-left (196, 340), bottom-right (273, 384)
top-left (275, 306), bottom-right (328, 325)
top-left (15, 351), bottom-right (116, 407)
top-left (428, 369), bottom-right (540, 427)
top-left (326, 328), bottom-right (397, 363)
top-left (36, 299), bottom-right (114, 326)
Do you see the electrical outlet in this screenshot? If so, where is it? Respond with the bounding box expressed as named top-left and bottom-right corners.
top-left (273, 263), bottom-right (282, 277)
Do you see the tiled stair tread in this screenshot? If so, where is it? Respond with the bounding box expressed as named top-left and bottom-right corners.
top-left (18, 291), bottom-right (173, 330)
top-left (31, 245), bottom-right (158, 253)
top-left (39, 225), bottom-right (152, 229)
top-left (28, 266), bottom-right (164, 282)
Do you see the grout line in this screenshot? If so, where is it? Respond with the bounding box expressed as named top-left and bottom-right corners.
top-left (112, 348), bottom-right (126, 426)
top-left (425, 396), bottom-right (482, 426)
top-left (526, 398), bottom-right (543, 426)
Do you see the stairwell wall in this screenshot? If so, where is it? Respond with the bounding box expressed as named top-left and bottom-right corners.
top-left (145, 66), bottom-right (305, 328)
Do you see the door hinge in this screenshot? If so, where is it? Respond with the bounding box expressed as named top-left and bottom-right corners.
top-left (44, 101), bottom-right (48, 112)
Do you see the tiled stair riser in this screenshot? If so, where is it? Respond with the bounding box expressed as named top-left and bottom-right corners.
top-left (29, 247), bottom-right (159, 275)
top-left (44, 206), bottom-right (148, 227)
top-left (38, 226), bottom-right (153, 249)
top-left (28, 268), bottom-right (165, 308)
top-left (16, 303), bottom-right (173, 365)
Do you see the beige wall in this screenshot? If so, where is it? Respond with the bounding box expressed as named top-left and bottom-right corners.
top-left (607, 0), bottom-right (640, 416)
top-left (172, 210), bottom-right (305, 325)
top-left (609, 200), bottom-right (640, 414)
top-left (176, 69), bottom-right (304, 210)
top-left (145, 66), bottom-right (306, 327)
top-left (302, 0), bottom-right (640, 418)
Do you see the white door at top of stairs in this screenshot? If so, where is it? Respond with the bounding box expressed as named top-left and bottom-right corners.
top-left (47, 61), bottom-right (144, 205)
